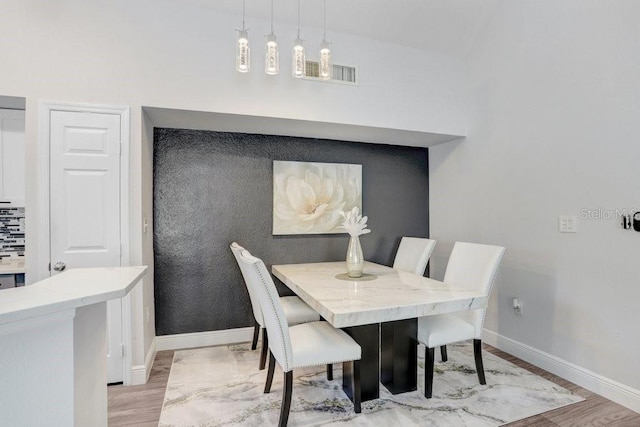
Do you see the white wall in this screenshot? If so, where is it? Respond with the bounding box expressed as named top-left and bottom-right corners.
top-left (1, 1), bottom-right (466, 375)
top-left (430, 0), bottom-right (640, 410)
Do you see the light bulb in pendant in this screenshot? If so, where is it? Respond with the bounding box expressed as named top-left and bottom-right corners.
top-left (292, 38), bottom-right (305, 78)
top-left (236, 29), bottom-right (250, 73)
top-left (320, 39), bottom-right (331, 80)
top-left (265, 33), bottom-right (279, 75)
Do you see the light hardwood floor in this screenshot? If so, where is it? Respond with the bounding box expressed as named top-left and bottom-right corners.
top-left (107, 345), bottom-right (640, 426)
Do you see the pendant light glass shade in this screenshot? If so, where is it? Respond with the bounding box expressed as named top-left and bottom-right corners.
top-left (292, 38), bottom-right (305, 78)
top-left (236, 29), bottom-right (250, 73)
top-left (265, 33), bottom-right (279, 75)
top-left (319, 0), bottom-right (331, 80)
top-left (319, 40), bottom-right (331, 80)
top-left (265, 0), bottom-right (279, 75)
top-left (236, 0), bottom-right (249, 73)
top-left (292, 0), bottom-right (305, 78)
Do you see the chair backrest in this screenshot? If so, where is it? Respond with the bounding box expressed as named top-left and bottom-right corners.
top-left (236, 249), bottom-right (294, 372)
top-left (444, 242), bottom-right (506, 338)
top-left (392, 237), bottom-right (437, 275)
top-left (230, 242), bottom-right (264, 328)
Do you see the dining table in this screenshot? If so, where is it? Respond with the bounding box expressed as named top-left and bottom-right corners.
top-left (271, 261), bottom-right (488, 403)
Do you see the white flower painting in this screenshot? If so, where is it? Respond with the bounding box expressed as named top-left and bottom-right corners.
top-left (273, 161), bottom-right (362, 235)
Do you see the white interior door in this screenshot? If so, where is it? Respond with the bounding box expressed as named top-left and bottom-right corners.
top-left (49, 110), bottom-right (124, 383)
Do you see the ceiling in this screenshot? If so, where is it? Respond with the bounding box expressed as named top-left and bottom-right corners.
top-left (194, 0), bottom-right (497, 56)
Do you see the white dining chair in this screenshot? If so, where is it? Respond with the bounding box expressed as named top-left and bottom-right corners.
top-left (392, 237), bottom-right (437, 276)
top-left (237, 249), bottom-right (362, 427)
top-left (230, 242), bottom-right (320, 370)
top-left (417, 241), bottom-right (506, 398)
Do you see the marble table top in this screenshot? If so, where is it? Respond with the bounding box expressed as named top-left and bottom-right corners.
top-left (272, 261), bottom-right (487, 328)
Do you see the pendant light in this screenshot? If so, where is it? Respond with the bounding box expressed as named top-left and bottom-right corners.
top-left (265, 0), bottom-right (279, 75)
top-left (292, 0), bottom-right (305, 78)
top-left (235, 0), bottom-right (250, 73)
top-left (319, 0), bottom-right (331, 80)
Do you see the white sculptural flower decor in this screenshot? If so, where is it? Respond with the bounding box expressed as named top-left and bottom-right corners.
top-left (339, 207), bottom-right (371, 277)
top-left (339, 207), bottom-right (371, 237)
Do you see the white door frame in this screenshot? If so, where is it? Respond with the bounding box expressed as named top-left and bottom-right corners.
top-left (37, 101), bottom-right (134, 384)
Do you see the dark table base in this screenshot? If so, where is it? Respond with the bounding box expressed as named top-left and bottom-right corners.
top-left (381, 318), bottom-right (418, 394)
top-left (342, 319), bottom-right (418, 403)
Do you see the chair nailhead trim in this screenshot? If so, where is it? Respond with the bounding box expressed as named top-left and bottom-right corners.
top-left (253, 261), bottom-right (291, 371)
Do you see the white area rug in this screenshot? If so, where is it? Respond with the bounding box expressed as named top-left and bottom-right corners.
top-left (158, 342), bottom-right (583, 426)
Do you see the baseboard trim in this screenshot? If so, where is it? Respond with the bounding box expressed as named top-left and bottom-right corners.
top-left (156, 327), bottom-right (254, 351)
top-left (483, 329), bottom-right (640, 413)
top-left (130, 337), bottom-right (157, 386)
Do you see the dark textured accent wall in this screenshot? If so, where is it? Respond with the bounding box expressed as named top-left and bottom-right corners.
top-left (153, 128), bottom-right (429, 336)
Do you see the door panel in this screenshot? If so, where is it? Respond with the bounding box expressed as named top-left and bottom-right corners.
top-left (49, 110), bottom-right (124, 383)
top-left (63, 170), bottom-right (109, 251)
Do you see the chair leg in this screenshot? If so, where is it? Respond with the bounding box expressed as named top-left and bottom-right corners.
top-left (278, 371), bottom-right (294, 427)
top-left (440, 345), bottom-right (448, 362)
top-left (251, 322), bottom-right (260, 350)
top-left (264, 353), bottom-right (276, 393)
top-left (353, 360), bottom-right (361, 414)
top-left (473, 339), bottom-right (486, 385)
top-left (424, 346), bottom-right (435, 399)
top-left (259, 329), bottom-right (269, 370)
top-left (326, 364), bottom-right (333, 381)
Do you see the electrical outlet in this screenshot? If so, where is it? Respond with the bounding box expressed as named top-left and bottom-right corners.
top-left (512, 297), bottom-right (523, 316)
top-left (559, 215), bottom-right (577, 233)
top-left (146, 307), bottom-right (151, 323)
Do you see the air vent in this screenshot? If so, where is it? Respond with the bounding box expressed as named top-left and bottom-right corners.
top-left (303, 61), bottom-right (358, 85)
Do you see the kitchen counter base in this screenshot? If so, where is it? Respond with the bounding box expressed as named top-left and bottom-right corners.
top-left (0, 266), bottom-right (147, 427)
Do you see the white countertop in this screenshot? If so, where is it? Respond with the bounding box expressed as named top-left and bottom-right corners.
top-left (272, 261), bottom-right (487, 328)
top-left (0, 266), bottom-right (147, 326)
top-left (0, 259), bottom-right (25, 275)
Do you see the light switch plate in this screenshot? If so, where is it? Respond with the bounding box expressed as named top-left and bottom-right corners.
top-left (559, 215), bottom-right (577, 233)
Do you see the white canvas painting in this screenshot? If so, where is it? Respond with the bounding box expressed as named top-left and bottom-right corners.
top-left (273, 161), bottom-right (362, 235)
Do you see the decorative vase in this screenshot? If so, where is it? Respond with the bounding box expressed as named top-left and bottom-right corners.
top-left (346, 235), bottom-right (364, 278)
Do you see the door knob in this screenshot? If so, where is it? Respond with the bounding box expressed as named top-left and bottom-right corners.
top-left (53, 262), bottom-right (66, 272)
